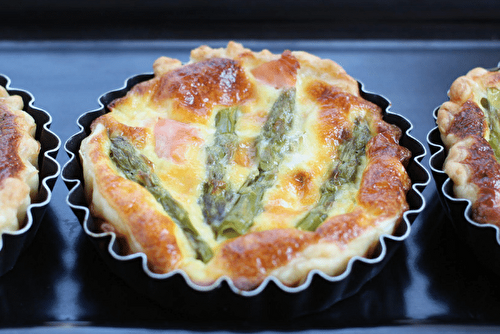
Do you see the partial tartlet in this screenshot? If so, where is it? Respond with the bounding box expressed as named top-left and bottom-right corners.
top-left (0, 85), bottom-right (40, 234)
top-left (0, 74), bottom-right (60, 276)
top-left (437, 67), bottom-right (500, 226)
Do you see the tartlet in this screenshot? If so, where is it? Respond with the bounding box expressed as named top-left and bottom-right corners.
top-left (0, 74), bottom-right (60, 276)
top-left (64, 42), bottom-right (428, 317)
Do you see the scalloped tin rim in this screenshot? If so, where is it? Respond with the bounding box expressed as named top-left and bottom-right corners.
top-left (0, 73), bottom-right (61, 269)
top-left (63, 71), bottom-right (429, 300)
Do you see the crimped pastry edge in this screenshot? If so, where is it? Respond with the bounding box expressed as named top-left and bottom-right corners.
top-left (428, 65), bottom-right (500, 276)
top-left (0, 73), bottom-right (61, 276)
top-left (429, 103), bottom-right (500, 252)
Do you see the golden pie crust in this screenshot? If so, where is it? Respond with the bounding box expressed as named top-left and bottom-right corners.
top-left (80, 42), bottom-right (411, 290)
top-left (0, 86), bottom-right (40, 234)
top-left (437, 67), bottom-right (500, 226)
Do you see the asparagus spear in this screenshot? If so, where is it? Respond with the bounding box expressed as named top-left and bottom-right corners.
top-left (296, 121), bottom-right (371, 231)
top-left (201, 108), bottom-right (239, 232)
top-left (216, 88), bottom-right (296, 237)
top-left (256, 88), bottom-right (297, 173)
top-left (109, 135), bottom-right (213, 263)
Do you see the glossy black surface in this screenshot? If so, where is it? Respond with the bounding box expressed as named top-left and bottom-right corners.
top-left (1, 40), bottom-right (500, 332)
top-left (1, 1), bottom-right (500, 41)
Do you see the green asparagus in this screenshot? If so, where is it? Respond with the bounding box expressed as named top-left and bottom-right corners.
top-left (201, 108), bottom-right (239, 233)
top-left (481, 88), bottom-right (500, 160)
top-left (109, 135), bottom-right (213, 262)
top-left (295, 121), bottom-right (371, 231)
top-left (216, 88), bottom-right (296, 237)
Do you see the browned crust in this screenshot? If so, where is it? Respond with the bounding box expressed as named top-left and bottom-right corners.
top-left (0, 104), bottom-right (23, 185)
top-left (437, 68), bottom-right (500, 226)
top-left (444, 136), bottom-right (500, 225)
top-left (110, 57), bottom-right (255, 125)
top-left (460, 138), bottom-right (500, 223)
top-left (0, 87), bottom-right (40, 232)
top-left (437, 68), bottom-right (500, 147)
top-left (214, 229), bottom-right (318, 290)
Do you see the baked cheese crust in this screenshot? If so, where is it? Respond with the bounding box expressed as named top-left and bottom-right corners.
top-left (80, 42), bottom-right (411, 290)
top-left (437, 67), bottom-right (500, 226)
top-left (0, 86), bottom-right (40, 234)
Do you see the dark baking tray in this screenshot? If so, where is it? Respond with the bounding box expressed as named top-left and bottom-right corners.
top-left (1, 40), bottom-right (500, 332)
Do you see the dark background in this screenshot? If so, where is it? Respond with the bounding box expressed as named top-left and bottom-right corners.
top-left (1, 1), bottom-right (500, 333)
top-left (0, 0), bottom-right (499, 40)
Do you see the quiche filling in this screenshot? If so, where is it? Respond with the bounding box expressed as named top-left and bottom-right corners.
top-left (80, 42), bottom-right (411, 290)
top-left (109, 135), bottom-right (214, 262)
top-left (296, 120), bottom-right (371, 232)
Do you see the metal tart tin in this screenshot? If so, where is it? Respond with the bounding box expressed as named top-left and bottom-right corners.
top-left (428, 105), bottom-right (500, 276)
top-left (0, 74), bottom-right (60, 277)
top-left (63, 72), bottom-right (429, 319)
